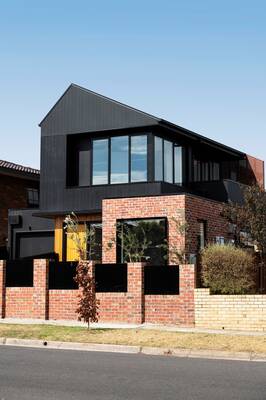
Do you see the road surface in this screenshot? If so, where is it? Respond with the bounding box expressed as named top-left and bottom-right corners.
top-left (0, 346), bottom-right (265, 399)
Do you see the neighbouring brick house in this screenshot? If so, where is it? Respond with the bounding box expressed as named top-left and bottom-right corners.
top-left (0, 160), bottom-right (40, 259)
top-left (3, 83), bottom-right (264, 326)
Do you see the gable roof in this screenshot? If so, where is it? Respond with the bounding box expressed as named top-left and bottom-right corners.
top-left (0, 159), bottom-right (40, 180)
top-left (39, 83), bottom-right (245, 157)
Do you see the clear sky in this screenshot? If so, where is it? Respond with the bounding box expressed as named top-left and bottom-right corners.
top-left (0, 0), bottom-right (265, 169)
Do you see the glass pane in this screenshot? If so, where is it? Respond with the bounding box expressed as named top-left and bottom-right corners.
top-left (154, 136), bottom-right (163, 181)
top-left (174, 146), bottom-right (182, 184)
top-left (117, 218), bottom-right (167, 265)
top-left (92, 139), bottom-right (108, 185)
top-left (87, 222), bottom-right (102, 262)
top-left (111, 136), bottom-right (129, 184)
top-left (164, 140), bottom-right (173, 183)
top-left (131, 135), bottom-right (147, 182)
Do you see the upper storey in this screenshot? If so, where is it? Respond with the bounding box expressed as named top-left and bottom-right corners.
top-left (38, 84), bottom-right (264, 215)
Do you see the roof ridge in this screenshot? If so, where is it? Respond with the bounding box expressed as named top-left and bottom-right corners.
top-left (0, 159), bottom-right (40, 175)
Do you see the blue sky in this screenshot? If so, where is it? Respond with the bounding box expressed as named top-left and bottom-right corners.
top-left (0, 0), bottom-right (265, 168)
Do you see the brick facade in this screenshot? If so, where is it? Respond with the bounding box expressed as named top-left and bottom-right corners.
top-left (195, 288), bottom-right (266, 331)
top-left (0, 261), bottom-right (196, 326)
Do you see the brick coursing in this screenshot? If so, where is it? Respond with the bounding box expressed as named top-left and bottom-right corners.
top-left (195, 289), bottom-right (266, 331)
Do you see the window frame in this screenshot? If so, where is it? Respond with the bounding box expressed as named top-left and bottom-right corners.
top-left (91, 133), bottom-right (148, 186)
top-left (116, 216), bottom-right (168, 265)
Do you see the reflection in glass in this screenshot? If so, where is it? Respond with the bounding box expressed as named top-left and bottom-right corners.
top-left (174, 146), bottom-right (182, 184)
top-left (117, 218), bottom-right (167, 265)
top-left (131, 135), bottom-right (147, 182)
top-left (92, 139), bottom-right (108, 185)
top-left (111, 136), bottom-right (129, 184)
top-left (155, 136), bottom-right (163, 181)
top-left (87, 222), bottom-right (102, 262)
top-left (164, 140), bottom-right (173, 183)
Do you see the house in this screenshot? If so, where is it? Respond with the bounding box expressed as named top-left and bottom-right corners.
top-left (8, 84), bottom-right (264, 264)
top-left (0, 160), bottom-right (40, 259)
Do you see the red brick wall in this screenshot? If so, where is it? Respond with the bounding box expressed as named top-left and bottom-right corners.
top-left (246, 155), bottom-right (265, 189)
top-left (5, 287), bottom-right (34, 318)
top-left (185, 195), bottom-right (228, 254)
top-left (102, 195), bottom-right (186, 264)
top-left (0, 174), bottom-right (39, 246)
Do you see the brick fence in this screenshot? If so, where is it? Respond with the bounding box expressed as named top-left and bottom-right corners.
top-left (0, 260), bottom-right (195, 326)
top-left (195, 288), bottom-right (266, 331)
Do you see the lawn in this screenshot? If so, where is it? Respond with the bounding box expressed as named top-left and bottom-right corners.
top-left (0, 324), bottom-right (266, 353)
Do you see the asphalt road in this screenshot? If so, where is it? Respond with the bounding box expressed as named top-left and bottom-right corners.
top-left (0, 346), bottom-right (265, 400)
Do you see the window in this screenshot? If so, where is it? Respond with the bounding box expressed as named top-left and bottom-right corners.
top-left (27, 188), bottom-right (39, 207)
top-left (131, 135), bottom-right (147, 182)
top-left (92, 139), bottom-right (108, 185)
top-left (111, 136), bottom-right (129, 184)
top-left (117, 218), bottom-right (167, 265)
top-left (210, 162), bottom-right (220, 181)
top-left (164, 140), bottom-right (173, 183)
top-left (154, 136), bottom-right (183, 185)
top-left (198, 220), bottom-right (207, 250)
top-left (87, 222), bottom-right (102, 262)
top-left (174, 146), bottom-right (182, 184)
top-left (92, 135), bottom-right (147, 185)
top-left (154, 136), bottom-right (163, 181)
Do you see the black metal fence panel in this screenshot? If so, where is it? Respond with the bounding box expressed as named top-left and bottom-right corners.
top-left (144, 265), bottom-right (179, 295)
top-left (49, 261), bottom-right (78, 290)
top-left (6, 260), bottom-right (34, 287)
top-left (95, 264), bottom-right (127, 292)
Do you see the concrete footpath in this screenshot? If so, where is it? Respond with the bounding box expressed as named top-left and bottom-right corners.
top-left (0, 317), bottom-right (266, 336)
top-left (0, 337), bottom-right (266, 362)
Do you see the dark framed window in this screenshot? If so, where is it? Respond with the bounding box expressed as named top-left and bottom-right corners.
top-left (131, 135), bottom-right (147, 182)
top-left (117, 218), bottom-right (167, 265)
top-left (154, 136), bottom-right (183, 185)
top-left (92, 134), bottom-right (148, 185)
top-left (92, 139), bottom-right (109, 185)
top-left (198, 220), bottom-right (207, 251)
top-left (27, 188), bottom-right (39, 207)
top-left (111, 136), bottom-right (129, 184)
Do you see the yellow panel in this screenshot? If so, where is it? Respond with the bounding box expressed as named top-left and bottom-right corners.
top-left (66, 223), bottom-right (87, 261)
top-left (54, 217), bottom-right (63, 261)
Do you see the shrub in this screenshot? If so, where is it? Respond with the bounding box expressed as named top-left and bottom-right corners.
top-left (201, 244), bottom-right (256, 294)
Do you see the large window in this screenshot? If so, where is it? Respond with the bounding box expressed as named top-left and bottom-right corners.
top-left (193, 158), bottom-right (220, 182)
top-left (92, 135), bottom-right (147, 185)
top-left (111, 136), bottom-right (129, 184)
top-left (131, 135), bottom-right (147, 182)
top-left (117, 218), bottom-right (167, 265)
top-left (154, 136), bottom-right (183, 185)
top-left (92, 139), bottom-right (108, 185)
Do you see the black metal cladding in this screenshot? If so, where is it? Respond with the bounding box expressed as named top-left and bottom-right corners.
top-left (6, 260), bottom-right (34, 287)
top-left (40, 84), bottom-right (160, 136)
top-left (95, 264), bottom-right (127, 292)
top-left (144, 265), bottom-right (179, 295)
top-left (49, 261), bottom-right (78, 290)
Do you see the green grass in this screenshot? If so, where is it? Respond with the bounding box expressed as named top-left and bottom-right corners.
top-left (0, 324), bottom-right (266, 353)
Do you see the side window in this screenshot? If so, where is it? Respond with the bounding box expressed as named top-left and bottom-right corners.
top-left (27, 188), bottom-right (39, 207)
top-left (198, 220), bottom-right (207, 251)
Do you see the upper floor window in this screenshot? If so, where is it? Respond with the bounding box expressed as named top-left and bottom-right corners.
top-left (92, 139), bottom-right (108, 185)
top-left (154, 136), bottom-right (183, 184)
top-left (27, 188), bottom-right (39, 207)
top-left (92, 135), bottom-right (147, 185)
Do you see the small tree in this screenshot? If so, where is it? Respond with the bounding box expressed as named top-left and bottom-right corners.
top-left (222, 185), bottom-right (266, 292)
top-left (160, 217), bottom-right (191, 264)
top-left (201, 244), bottom-right (256, 294)
top-left (64, 213), bottom-right (99, 328)
top-left (107, 221), bottom-right (152, 263)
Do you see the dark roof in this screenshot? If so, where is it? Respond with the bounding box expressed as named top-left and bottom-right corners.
top-left (39, 83), bottom-right (245, 157)
top-left (0, 159), bottom-right (40, 177)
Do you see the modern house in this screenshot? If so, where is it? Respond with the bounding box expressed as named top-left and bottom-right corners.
top-left (0, 160), bottom-right (40, 259)
top-left (8, 84), bottom-right (264, 264)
